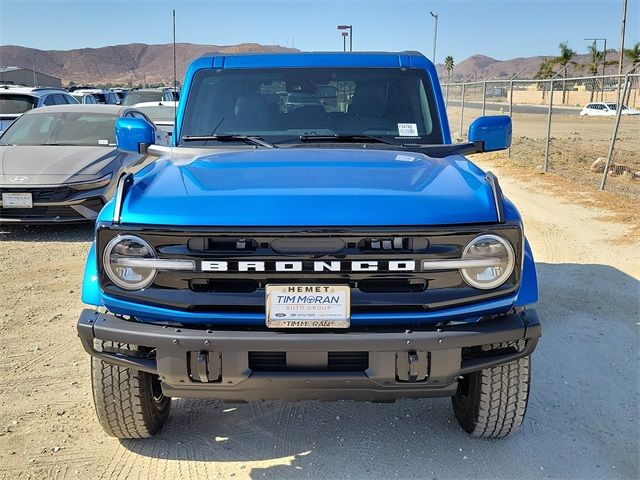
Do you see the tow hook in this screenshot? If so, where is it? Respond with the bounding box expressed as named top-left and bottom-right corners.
top-left (396, 350), bottom-right (428, 382)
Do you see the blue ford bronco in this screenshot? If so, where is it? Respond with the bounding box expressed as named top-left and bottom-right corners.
top-left (77, 51), bottom-right (540, 439)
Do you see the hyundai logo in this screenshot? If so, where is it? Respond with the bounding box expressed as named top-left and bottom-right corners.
top-left (9, 176), bottom-right (29, 184)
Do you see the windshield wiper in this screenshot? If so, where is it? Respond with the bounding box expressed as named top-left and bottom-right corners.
top-left (181, 134), bottom-right (275, 148)
top-left (297, 134), bottom-right (394, 145)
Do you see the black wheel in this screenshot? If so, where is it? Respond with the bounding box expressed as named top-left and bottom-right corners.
top-left (452, 340), bottom-right (530, 438)
top-left (91, 341), bottom-right (170, 439)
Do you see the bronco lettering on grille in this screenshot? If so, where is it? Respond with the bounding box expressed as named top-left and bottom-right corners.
top-left (200, 260), bottom-right (416, 272)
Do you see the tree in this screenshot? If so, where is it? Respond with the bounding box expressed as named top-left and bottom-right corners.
top-left (585, 44), bottom-right (602, 102)
top-left (534, 57), bottom-right (556, 100)
top-left (624, 42), bottom-right (640, 104)
top-left (553, 42), bottom-right (576, 103)
top-left (444, 56), bottom-right (454, 80)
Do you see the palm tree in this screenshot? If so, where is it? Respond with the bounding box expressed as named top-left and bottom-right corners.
top-left (553, 42), bottom-right (576, 103)
top-left (624, 42), bottom-right (640, 104)
top-left (585, 44), bottom-right (602, 102)
top-left (444, 56), bottom-right (455, 80)
top-left (535, 57), bottom-right (556, 100)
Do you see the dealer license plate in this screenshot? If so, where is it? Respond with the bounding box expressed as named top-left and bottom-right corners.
top-left (266, 284), bottom-right (350, 328)
top-left (2, 192), bottom-right (32, 208)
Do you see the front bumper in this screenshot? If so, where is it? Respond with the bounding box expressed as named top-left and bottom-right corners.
top-left (77, 308), bottom-right (541, 402)
top-left (0, 197), bottom-right (105, 223)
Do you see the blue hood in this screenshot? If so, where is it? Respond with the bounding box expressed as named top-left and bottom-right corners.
top-left (117, 148), bottom-right (498, 226)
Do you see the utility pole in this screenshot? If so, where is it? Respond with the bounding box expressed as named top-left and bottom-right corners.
top-left (430, 11), bottom-right (438, 64)
top-left (616, 0), bottom-right (628, 104)
top-left (342, 32), bottom-right (348, 52)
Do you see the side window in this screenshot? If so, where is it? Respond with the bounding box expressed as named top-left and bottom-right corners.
top-left (43, 95), bottom-right (56, 106)
top-left (52, 94), bottom-right (67, 105)
top-left (87, 95), bottom-right (97, 104)
top-left (64, 94), bottom-right (78, 104)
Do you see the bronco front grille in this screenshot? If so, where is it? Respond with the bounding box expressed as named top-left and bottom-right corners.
top-left (97, 225), bottom-right (523, 316)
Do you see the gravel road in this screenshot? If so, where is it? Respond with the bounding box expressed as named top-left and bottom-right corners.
top-left (1, 159), bottom-right (638, 480)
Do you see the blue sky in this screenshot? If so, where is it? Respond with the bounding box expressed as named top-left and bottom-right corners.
top-left (0, 0), bottom-right (638, 62)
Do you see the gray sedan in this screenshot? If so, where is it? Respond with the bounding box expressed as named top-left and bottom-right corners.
top-left (0, 104), bottom-right (156, 223)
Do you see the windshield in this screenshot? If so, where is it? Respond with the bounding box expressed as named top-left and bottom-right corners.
top-left (0, 94), bottom-right (37, 114)
top-left (0, 111), bottom-right (117, 146)
top-left (123, 91), bottom-right (163, 106)
top-left (180, 67), bottom-right (443, 146)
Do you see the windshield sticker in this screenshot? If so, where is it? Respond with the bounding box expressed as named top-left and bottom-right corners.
top-left (98, 139), bottom-right (109, 145)
top-left (398, 123), bottom-right (418, 137)
top-left (395, 154), bottom-right (416, 162)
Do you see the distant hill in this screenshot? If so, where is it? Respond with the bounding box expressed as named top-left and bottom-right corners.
top-left (0, 43), bottom-right (298, 86)
top-left (0, 43), bottom-right (632, 86)
top-left (436, 52), bottom-right (628, 81)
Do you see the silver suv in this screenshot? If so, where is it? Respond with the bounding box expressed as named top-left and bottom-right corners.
top-left (122, 87), bottom-right (179, 106)
top-left (0, 86), bottom-right (79, 132)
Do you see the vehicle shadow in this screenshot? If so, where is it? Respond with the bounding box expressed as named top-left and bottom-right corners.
top-left (119, 262), bottom-right (639, 479)
top-left (0, 223), bottom-right (94, 243)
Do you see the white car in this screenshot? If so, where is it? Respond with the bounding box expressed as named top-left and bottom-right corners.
top-left (131, 101), bottom-right (177, 143)
top-left (580, 102), bottom-right (640, 116)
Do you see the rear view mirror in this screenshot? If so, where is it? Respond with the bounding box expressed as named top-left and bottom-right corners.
top-left (115, 118), bottom-right (155, 154)
top-left (468, 115), bottom-right (512, 152)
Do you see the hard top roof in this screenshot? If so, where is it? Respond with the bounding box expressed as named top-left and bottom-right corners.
top-left (21, 104), bottom-right (128, 115)
top-left (190, 51), bottom-right (432, 71)
top-left (0, 86), bottom-right (68, 97)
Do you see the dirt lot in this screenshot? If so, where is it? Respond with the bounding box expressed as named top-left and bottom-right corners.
top-left (447, 107), bottom-right (640, 198)
top-left (1, 160), bottom-right (639, 479)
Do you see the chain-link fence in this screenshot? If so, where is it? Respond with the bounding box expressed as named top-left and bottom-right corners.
top-left (442, 68), bottom-right (640, 199)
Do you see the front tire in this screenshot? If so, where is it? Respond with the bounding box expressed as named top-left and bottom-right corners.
top-left (452, 341), bottom-right (530, 438)
top-left (91, 342), bottom-right (171, 439)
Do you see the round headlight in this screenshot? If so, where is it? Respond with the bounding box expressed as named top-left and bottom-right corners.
top-left (103, 235), bottom-right (157, 290)
top-left (460, 234), bottom-right (515, 290)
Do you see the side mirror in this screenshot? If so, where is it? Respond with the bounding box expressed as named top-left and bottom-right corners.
top-left (115, 117), bottom-right (155, 154)
top-left (468, 115), bottom-right (512, 152)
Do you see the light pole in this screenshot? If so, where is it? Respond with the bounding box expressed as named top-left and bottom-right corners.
top-left (430, 11), bottom-right (438, 64)
top-left (616, 0), bottom-right (628, 104)
top-left (341, 32), bottom-right (348, 52)
top-left (337, 25), bottom-right (352, 52)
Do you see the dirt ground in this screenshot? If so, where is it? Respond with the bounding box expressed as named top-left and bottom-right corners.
top-left (1, 159), bottom-right (639, 479)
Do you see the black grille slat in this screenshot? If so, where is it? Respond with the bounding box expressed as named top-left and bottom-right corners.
top-left (249, 352), bottom-right (287, 371)
top-left (0, 206), bottom-right (79, 218)
top-left (328, 352), bottom-right (369, 371)
top-left (248, 351), bottom-right (368, 372)
top-left (0, 186), bottom-right (75, 202)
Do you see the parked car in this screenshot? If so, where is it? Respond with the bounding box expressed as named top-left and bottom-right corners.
top-left (71, 93), bottom-right (99, 104)
top-left (77, 51), bottom-right (541, 440)
top-left (0, 104), bottom-right (156, 223)
top-left (130, 101), bottom-right (177, 142)
top-left (122, 87), bottom-right (178, 106)
top-left (73, 89), bottom-right (120, 105)
top-left (579, 102), bottom-right (640, 116)
top-left (111, 88), bottom-right (130, 104)
top-left (0, 86), bottom-right (79, 133)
